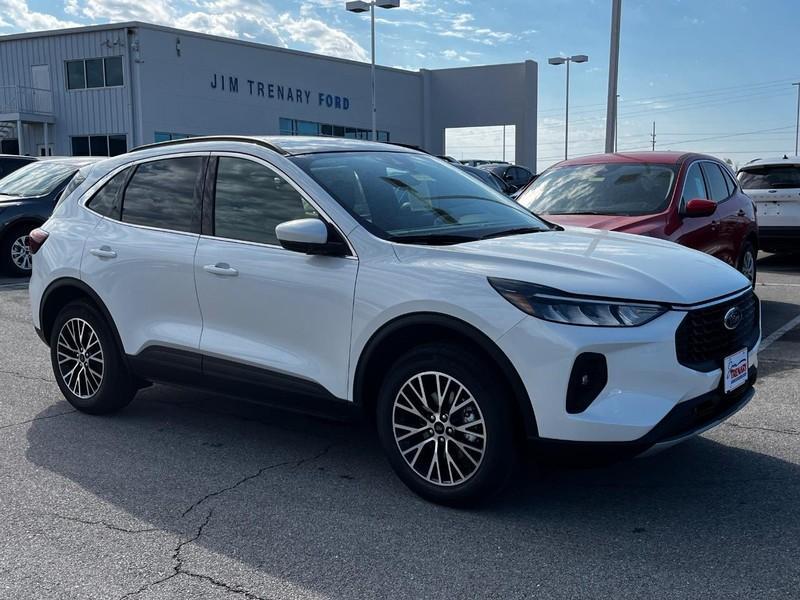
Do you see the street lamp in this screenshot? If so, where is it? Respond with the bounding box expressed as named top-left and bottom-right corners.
top-left (793, 82), bottom-right (799, 156)
top-left (548, 54), bottom-right (589, 160)
top-left (346, 0), bottom-right (400, 142)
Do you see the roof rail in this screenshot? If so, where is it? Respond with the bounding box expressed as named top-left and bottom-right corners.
top-left (130, 135), bottom-right (288, 155)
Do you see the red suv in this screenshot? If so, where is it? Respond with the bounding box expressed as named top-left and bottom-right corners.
top-left (516, 152), bottom-right (758, 282)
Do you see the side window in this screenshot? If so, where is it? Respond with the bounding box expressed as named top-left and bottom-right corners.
top-left (721, 168), bottom-right (737, 195)
top-left (86, 168), bottom-right (129, 217)
top-left (213, 157), bottom-right (318, 245)
top-left (701, 163), bottom-right (730, 202)
top-left (121, 157), bottom-right (203, 232)
top-left (681, 163), bottom-right (707, 203)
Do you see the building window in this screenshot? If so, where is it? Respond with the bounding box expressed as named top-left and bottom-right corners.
top-left (66, 57), bottom-right (124, 90)
top-left (71, 134), bottom-right (127, 157)
top-left (154, 132), bottom-right (193, 143)
top-left (279, 117), bottom-right (389, 142)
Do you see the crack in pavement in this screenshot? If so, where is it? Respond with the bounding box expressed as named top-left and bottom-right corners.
top-left (722, 421), bottom-right (799, 436)
top-left (181, 442), bottom-right (336, 518)
top-left (52, 513), bottom-right (160, 534)
top-left (0, 368), bottom-right (56, 383)
top-left (0, 409), bottom-right (76, 431)
top-left (119, 509), bottom-right (272, 600)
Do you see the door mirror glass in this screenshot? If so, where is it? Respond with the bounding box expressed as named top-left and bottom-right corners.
top-left (276, 218), bottom-right (348, 256)
top-left (684, 198), bottom-right (716, 218)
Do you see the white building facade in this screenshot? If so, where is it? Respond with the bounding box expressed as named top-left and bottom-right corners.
top-left (0, 22), bottom-right (538, 168)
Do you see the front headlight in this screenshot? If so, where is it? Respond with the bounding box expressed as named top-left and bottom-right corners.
top-left (488, 277), bottom-right (667, 327)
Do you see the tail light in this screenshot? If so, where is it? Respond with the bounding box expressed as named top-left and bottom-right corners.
top-left (28, 228), bottom-right (49, 255)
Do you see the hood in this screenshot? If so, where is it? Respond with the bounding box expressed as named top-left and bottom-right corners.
top-left (543, 212), bottom-right (666, 236)
top-left (393, 226), bottom-right (749, 305)
top-left (0, 194), bottom-right (21, 203)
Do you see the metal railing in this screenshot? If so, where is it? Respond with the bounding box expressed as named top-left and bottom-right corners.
top-left (0, 86), bottom-right (54, 115)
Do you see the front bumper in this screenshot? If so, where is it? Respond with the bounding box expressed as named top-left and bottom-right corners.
top-left (496, 304), bottom-right (760, 445)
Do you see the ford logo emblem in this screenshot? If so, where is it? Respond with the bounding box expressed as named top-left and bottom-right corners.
top-left (724, 307), bottom-right (742, 330)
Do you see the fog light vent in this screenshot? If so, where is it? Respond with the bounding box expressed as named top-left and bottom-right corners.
top-left (566, 353), bottom-right (608, 414)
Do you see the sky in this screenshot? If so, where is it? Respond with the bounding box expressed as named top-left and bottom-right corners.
top-left (1, 0), bottom-right (798, 172)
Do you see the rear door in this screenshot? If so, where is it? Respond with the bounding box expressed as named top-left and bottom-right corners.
top-left (81, 155), bottom-right (206, 360)
top-left (194, 154), bottom-right (358, 401)
top-left (674, 161), bottom-right (717, 256)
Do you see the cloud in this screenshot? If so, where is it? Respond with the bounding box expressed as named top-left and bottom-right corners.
top-left (443, 49), bottom-right (470, 62)
top-left (0, 0), bottom-right (81, 30)
top-left (0, 0), bottom-right (368, 62)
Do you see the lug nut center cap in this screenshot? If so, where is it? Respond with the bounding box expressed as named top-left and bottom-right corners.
top-left (433, 422), bottom-right (445, 434)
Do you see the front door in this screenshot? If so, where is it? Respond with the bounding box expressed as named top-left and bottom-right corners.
top-left (674, 161), bottom-right (718, 257)
top-left (194, 154), bottom-right (358, 401)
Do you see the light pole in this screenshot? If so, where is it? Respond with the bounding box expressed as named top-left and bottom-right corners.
top-left (793, 82), bottom-right (800, 156)
top-left (548, 54), bottom-right (589, 160)
top-left (346, 0), bottom-right (400, 142)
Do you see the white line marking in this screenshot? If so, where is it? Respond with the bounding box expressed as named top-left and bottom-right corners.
top-left (756, 282), bottom-right (800, 287)
top-left (760, 313), bottom-right (800, 351)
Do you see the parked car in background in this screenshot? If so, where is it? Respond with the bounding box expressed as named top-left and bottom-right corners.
top-left (737, 156), bottom-right (800, 254)
top-left (478, 163), bottom-right (536, 192)
top-left (517, 152), bottom-right (759, 283)
top-left (30, 136), bottom-right (758, 505)
top-left (0, 157), bottom-right (101, 275)
top-left (454, 163), bottom-right (515, 195)
top-left (460, 159), bottom-right (508, 167)
top-left (0, 154), bottom-right (37, 180)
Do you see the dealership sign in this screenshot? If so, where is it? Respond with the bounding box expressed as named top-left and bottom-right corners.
top-left (210, 74), bottom-right (350, 110)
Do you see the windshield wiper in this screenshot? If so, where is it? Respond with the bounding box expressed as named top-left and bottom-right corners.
top-left (387, 233), bottom-right (478, 245)
top-left (479, 227), bottom-right (547, 240)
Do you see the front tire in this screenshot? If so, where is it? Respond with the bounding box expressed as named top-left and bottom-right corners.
top-left (376, 343), bottom-right (516, 506)
top-left (50, 300), bottom-right (136, 414)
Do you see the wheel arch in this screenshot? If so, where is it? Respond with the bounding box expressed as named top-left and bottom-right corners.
top-left (39, 278), bottom-right (125, 358)
top-left (353, 312), bottom-right (538, 439)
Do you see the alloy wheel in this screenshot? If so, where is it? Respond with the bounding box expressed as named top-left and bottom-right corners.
top-left (10, 235), bottom-right (31, 271)
top-left (392, 371), bottom-right (486, 487)
top-left (56, 318), bottom-right (104, 398)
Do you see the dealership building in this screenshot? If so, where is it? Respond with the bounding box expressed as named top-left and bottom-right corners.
top-left (0, 22), bottom-right (538, 168)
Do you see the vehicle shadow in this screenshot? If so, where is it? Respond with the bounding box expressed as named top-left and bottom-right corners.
top-left (25, 385), bottom-right (800, 598)
top-left (757, 252), bottom-right (800, 273)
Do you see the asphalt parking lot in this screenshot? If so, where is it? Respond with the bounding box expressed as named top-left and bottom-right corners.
top-left (0, 255), bottom-right (799, 599)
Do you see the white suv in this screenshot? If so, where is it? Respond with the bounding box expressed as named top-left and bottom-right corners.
top-left (738, 156), bottom-right (800, 254)
top-left (29, 136), bottom-right (760, 505)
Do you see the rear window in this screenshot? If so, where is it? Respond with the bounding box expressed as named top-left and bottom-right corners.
top-left (738, 165), bottom-right (800, 189)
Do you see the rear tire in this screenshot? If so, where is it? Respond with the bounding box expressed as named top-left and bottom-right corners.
top-left (376, 343), bottom-right (517, 506)
top-left (738, 241), bottom-right (757, 284)
top-left (0, 224), bottom-right (34, 276)
top-left (49, 300), bottom-right (136, 414)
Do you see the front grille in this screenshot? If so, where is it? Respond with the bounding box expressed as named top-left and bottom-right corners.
top-left (675, 291), bottom-right (760, 372)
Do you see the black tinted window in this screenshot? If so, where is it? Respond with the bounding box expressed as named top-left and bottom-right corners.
top-left (214, 157), bottom-right (318, 245)
top-left (87, 168), bottom-right (129, 217)
top-left (85, 59), bottom-right (104, 88)
top-left (122, 158), bottom-right (202, 232)
top-left (738, 165), bottom-right (800, 189)
top-left (104, 57), bottom-right (123, 86)
top-left (702, 163), bottom-right (730, 202)
top-left (682, 163), bottom-right (707, 203)
top-left (66, 60), bottom-right (85, 90)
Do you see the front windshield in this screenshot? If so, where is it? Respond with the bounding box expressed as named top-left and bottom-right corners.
top-left (0, 162), bottom-right (77, 197)
top-left (291, 151), bottom-right (548, 244)
top-left (517, 163), bottom-right (677, 216)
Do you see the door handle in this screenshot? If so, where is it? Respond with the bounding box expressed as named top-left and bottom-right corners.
top-left (89, 246), bottom-right (117, 259)
top-left (203, 263), bottom-right (239, 277)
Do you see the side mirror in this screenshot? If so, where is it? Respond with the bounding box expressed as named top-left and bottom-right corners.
top-left (683, 198), bottom-right (716, 218)
top-left (275, 218), bottom-right (349, 256)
